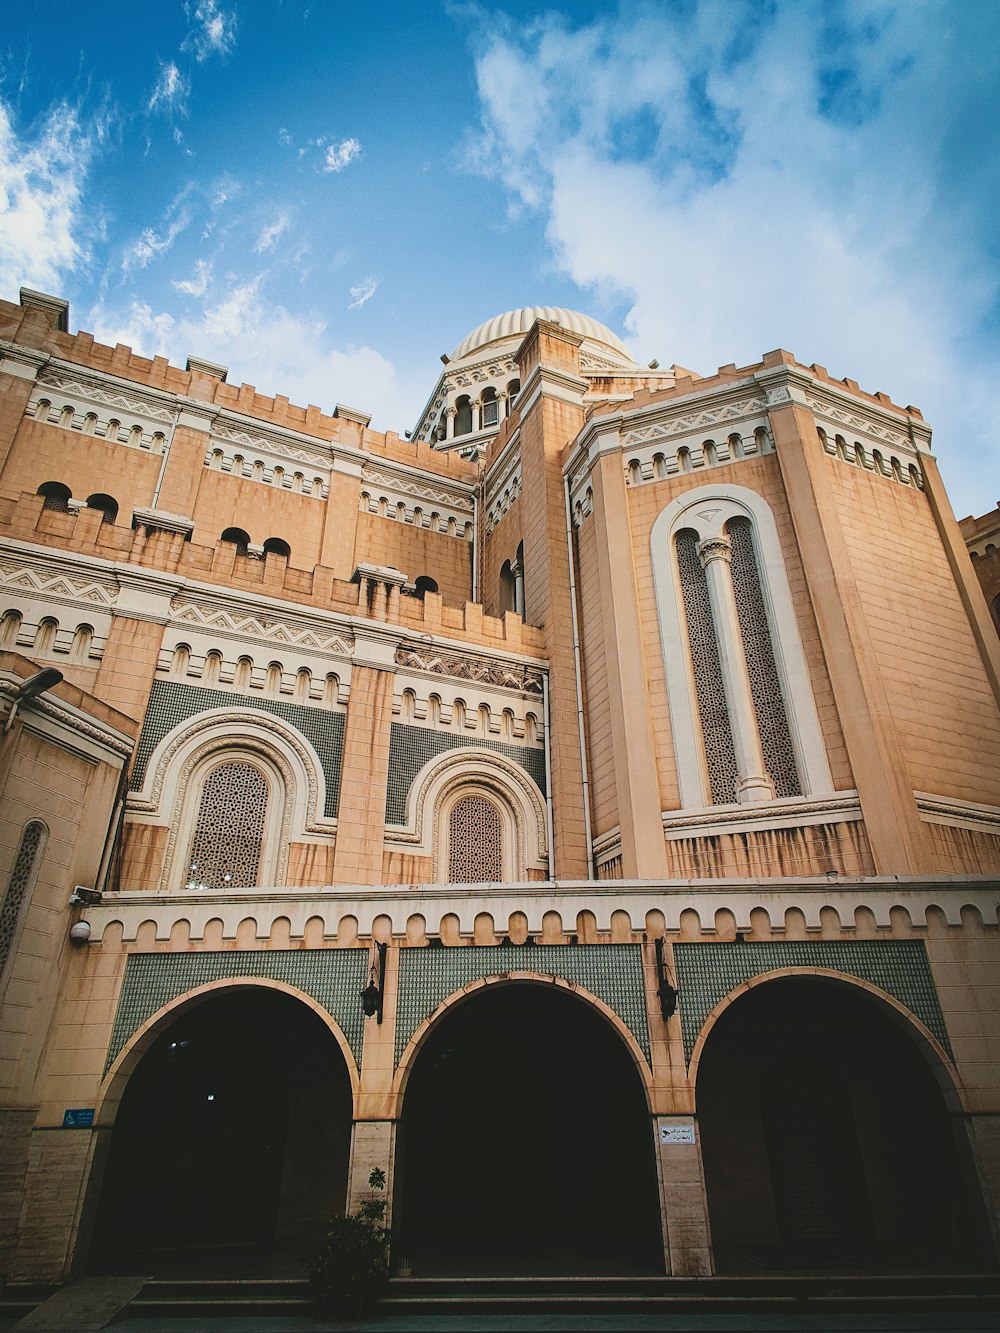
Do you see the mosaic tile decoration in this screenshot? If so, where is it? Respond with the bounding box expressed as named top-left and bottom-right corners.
top-left (132, 680), bottom-right (345, 817)
top-left (106, 948), bottom-right (370, 1072)
top-left (672, 939), bottom-right (951, 1063)
top-left (395, 943), bottom-right (650, 1067)
top-left (385, 723), bottom-right (547, 824)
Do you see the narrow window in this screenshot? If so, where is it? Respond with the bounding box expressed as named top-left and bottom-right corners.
top-left (86, 494), bottom-right (119, 524)
top-left (0, 821), bottom-right (46, 984)
top-left (728, 518), bottom-right (801, 797)
top-left (37, 482), bottom-right (71, 513)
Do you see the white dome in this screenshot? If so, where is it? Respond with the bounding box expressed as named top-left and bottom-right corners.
top-left (450, 307), bottom-right (630, 362)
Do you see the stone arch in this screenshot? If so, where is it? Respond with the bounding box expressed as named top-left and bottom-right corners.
top-left (392, 971), bottom-right (653, 1110)
top-left (96, 976), bottom-right (361, 1128)
top-left (688, 968), bottom-right (962, 1112)
top-left (389, 746), bottom-right (547, 879)
top-left (128, 708), bottom-right (333, 889)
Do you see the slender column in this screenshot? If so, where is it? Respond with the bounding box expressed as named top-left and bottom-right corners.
top-left (697, 536), bottom-right (774, 803)
top-left (511, 560), bottom-right (525, 618)
top-left (444, 407), bottom-right (456, 441)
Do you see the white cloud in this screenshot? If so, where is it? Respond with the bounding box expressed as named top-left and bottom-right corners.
top-left (255, 211), bottom-right (290, 254)
top-left (0, 98), bottom-right (96, 291)
top-left (462, 0), bottom-right (1000, 516)
top-left (172, 258), bottom-right (212, 297)
top-left (147, 61), bottom-right (189, 116)
top-left (348, 277), bottom-right (378, 309)
top-left (323, 137), bottom-right (362, 173)
top-left (182, 1), bottom-right (237, 62)
top-left (121, 205), bottom-right (192, 276)
top-left (87, 279), bottom-right (417, 431)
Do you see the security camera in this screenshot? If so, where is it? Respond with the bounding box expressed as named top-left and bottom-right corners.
top-left (69, 886), bottom-right (102, 906)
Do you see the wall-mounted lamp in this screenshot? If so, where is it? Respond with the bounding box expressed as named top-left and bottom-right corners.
top-left (69, 920), bottom-right (92, 945)
top-left (361, 941), bottom-right (387, 1023)
top-left (3, 667), bottom-right (64, 733)
top-left (654, 937), bottom-right (679, 1020)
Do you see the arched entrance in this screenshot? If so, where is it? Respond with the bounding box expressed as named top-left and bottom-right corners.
top-left (396, 980), bottom-right (662, 1276)
top-left (696, 976), bottom-right (983, 1273)
top-left (88, 988), bottom-right (353, 1273)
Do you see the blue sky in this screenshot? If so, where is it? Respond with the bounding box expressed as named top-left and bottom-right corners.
top-left (1, 0), bottom-right (998, 517)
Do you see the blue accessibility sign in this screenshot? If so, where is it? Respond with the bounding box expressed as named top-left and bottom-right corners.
top-left (62, 1108), bottom-right (95, 1128)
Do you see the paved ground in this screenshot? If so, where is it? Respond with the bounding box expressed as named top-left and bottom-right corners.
top-left (31, 1310), bottom-right (1000, 1332)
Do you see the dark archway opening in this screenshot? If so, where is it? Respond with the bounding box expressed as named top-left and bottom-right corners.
top-left (397, 981), bottom-right (662, 1277)
top-left (697, 977), bottom-right (986, 1274)
top-left (88, 989), bottom-right (352, 1276)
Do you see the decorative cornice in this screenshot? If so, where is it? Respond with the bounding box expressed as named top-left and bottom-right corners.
top-left (131, 507), bottom-right (195, 537)
top-left (915, 791), bottom-right (1000, 836)
top-left (662, 792), bottom-right (863, 839)
top-left (395, 645), bottom-right (544, 695)
top-left (0, 675), bottom-right (134, 759)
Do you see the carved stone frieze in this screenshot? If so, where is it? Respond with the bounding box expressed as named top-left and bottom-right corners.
top-left (209, 418), bottom-right (331, 469)
top-left (0, 559), bottom-right (117, 607)
top-left (620, 396), bottom-right (765, 448)
top-left (169, 598), bottom-right (353, 656)
top-left (804, 394), bottom-right (910, 449)
top-left (34, 366), bottom-right (176, 424)
top-left (395, 646), bottom-right (544, 695)
top-left (361, 467), bottom-right (473, 512)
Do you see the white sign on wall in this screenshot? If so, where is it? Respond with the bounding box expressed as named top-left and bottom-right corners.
top-left (659, 1123), bottom-right (696, 1145)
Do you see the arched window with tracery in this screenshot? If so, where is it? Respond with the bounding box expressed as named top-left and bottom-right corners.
top-left (0, 821), bottom-right (46, 988)
top-left (448, 794), bottom-right (503, 883)
top-left (653, 485), bottom-right (831, 810)
top-left (185, 761), bottom-right (269, 889)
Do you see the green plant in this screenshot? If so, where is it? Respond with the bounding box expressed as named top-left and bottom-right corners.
top-left (307, 1167), bottom-right (390, 1316)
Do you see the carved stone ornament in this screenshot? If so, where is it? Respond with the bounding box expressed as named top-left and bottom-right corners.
top-left (395, 646), bottom-right (544, 695)
top-left (621, 397), bottom-right (765, 449)
top-left (168, 598), bottom-right (353, 656)
top-left (0, 558), bottom-right (117, 607)
top-left (361, 467), bottom-right (474, 512)
top-left (35, 366), bottom-right (176, 424)
top-left (210, 418), bottom-right (332, 469)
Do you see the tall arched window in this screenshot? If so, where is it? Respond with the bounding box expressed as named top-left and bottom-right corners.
top-left (0, 821), bottom-right (46, 987)
top-left (455, 396), bottom-right (473, 437)
top-left (448, 795), bottom-right (503, 883)
top-left (652, 485), bottom-right (832, 809)
top-left (185, 761), bottom-right (269, 889)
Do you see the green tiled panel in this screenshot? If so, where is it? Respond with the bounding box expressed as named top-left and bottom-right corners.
top-left (132, 680), bottom-right (345, 817)
top-left (385, 723), bottom-right (547, 825)
top-left (672, 940), bottom-right (950, 1063)
top-left (395, 944), bottom-right (650, 1067)
top-left (106, 948), bottom-right (369, 1071)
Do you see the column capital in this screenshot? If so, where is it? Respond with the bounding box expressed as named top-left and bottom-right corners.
top-left (696, 535), bottom-right (731, 568)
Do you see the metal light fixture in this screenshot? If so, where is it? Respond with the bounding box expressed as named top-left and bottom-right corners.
top-left (3, 667), bottom-right (64, 732)
top-left (654, 937), bottom-right (679, 1020)
top-left (361, 941), bottom-right (387, 1023)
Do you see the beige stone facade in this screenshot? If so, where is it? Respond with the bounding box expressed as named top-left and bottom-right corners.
top-left (0, 288), bottom-right (998, 1282)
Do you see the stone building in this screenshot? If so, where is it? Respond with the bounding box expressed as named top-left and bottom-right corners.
top-left (0, 286), bottom-right (998, 1283)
